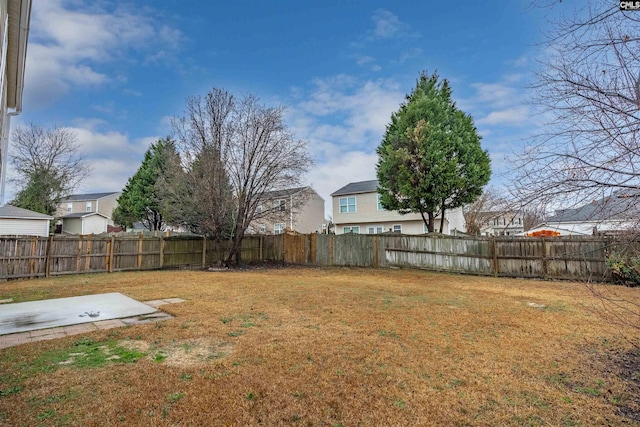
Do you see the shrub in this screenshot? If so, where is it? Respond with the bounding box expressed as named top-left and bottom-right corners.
top-left (605, 252), bottom-right (640, 287)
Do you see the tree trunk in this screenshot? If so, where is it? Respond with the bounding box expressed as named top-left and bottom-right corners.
top-left (439, 207), bottom-right (446, 234)
top-left (225, 217), bottom-right (245, 267)
top-left (420, 211), bottom-right (435, 233)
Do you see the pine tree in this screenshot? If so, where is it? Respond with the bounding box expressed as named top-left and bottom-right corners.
top-left (376, 71), bottom-right (491, 232)
top-left (113, 138), bottom-right (180, 230)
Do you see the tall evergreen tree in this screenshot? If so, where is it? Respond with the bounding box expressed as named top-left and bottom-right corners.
top-left (376, 71), bottom-right (491, 233)
top-left (113, 138), bottom-right (180, 230)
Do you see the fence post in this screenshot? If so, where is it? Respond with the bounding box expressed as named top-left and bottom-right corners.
top-left (541, 236), bottom-right (547, 278)
top-left (29, 237), bottom-right (37, 275)
top-left (137, 233), bottom-right (143, 268)
top-left (45, 234), bottom-right (53, 278)
top-left (283, 233), bottom-right (288, 263)
top-left (202, 236), bottom-right (207, 268)
top-left (108, 235), bottom-right (115, 273)
top-left (491, 237), bottom-right (498, 277)
top-left (330, 234), bottom-right (334, 266)
top-left (159, 235), bottom-right (165, 268)
top-left (374, 235), bottom-right (379, 268)
top-left (76, 235), bottom-right (83, 272)
top-left (309, 233), bottom-right (316, 264)
top-left (259, 235), bottom-right (263, 260)
top-left (85, 234), bottom-right (92, 271)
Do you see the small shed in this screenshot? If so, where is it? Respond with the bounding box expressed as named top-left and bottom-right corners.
top-left (61, 212), bottom-right (109, 235)
top-left (0, 205), bottom-right (53, 237)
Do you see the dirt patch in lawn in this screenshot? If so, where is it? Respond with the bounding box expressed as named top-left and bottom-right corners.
top-left (0, 267), bottom-right (639, 426)
top-left (138, 338), bottom-right (234, 368)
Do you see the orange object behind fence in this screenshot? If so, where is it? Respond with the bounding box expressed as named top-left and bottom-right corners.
top-left (526, 230), bottom-right (561, 237)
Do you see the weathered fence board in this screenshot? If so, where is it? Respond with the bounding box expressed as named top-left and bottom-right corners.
top-left (0, 232), bottom-right (625, 282)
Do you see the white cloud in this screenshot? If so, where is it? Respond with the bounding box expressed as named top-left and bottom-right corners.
top-left (297, 76), bottom-right (404, 146)
top-left (24, 0), bottom-right (184, 108)
top-left (288, 76), bottom-right (406, 216)
top-left (469, 82), bottom-right (519, 109)
top-left (477, 106), bottom-right (531, 126)
top-left (305, 151), bottom-right (379, 219)
top-left (368, 9), bottom-right (419, 40)
top-left (66, 126), bottom-right (156, 193)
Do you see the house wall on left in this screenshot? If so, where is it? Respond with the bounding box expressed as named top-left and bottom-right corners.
top-left (0, 0), bottom-right (32, 203)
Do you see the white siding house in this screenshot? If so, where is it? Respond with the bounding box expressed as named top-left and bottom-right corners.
top-left (331, 179), bottom-right (466, 235)
top-left (0, 204), bottom-right (52, 236)
top-left (61, 212), bottom-right (109, 235)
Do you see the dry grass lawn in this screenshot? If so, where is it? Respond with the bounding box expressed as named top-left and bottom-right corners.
top-left (0, 266), bottom-right (639, 426)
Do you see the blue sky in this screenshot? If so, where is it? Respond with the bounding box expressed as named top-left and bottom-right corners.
top-left (13, 0), bottom-right (552, 216)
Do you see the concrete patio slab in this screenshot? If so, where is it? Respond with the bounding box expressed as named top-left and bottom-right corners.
top-left (0, 293), bottom-right (157, 335)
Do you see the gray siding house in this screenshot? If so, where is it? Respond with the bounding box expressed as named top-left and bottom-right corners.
top-left (56, 192), bottom-right (120, 226)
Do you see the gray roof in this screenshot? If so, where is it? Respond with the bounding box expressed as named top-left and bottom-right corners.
top-left (547, 191), bottom-right (640, 222)
top-left (331, 180), bottom-right (378, 197)
top-left (60, 192), bottom-right (119, 202)
top-left (0, 205), bottom-right (53, 219)
top-left (263, 186), bottom-right (324, 200)
top-left (61, 212), bottom-right (109, 219)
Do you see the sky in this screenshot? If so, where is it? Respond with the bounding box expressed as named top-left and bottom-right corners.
top-left (11, 0), bottom-right (556, 217)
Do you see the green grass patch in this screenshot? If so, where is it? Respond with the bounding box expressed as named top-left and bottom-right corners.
top-left (167, 391), bottom-right (185, 404)
top-left (15, 337), bottom-right (147, 378)
top-left (0, 385), bottom-right (23, 397)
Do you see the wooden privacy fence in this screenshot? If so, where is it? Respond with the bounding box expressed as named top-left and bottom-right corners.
top-left (282, 233), bottom-right (620, 281)
top-left (0, 234), bottom-right (283, 280)
top-left (0, 232), bottom-right (624, 281)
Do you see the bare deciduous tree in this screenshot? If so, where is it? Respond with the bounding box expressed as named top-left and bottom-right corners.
top-left (513, 1), bottom-right (640, 214)
top-left (463, 188), bottom-right (507, 236)
top-left (517, 1), bottom-right (640, 347)
top-left (171, 88), bottom-right (312, 266)
top-left (9, 123), bottom-right (88, 215)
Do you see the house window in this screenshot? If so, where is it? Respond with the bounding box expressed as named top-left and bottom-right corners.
top-left (256, 204), bottom-right (263, 214)
top-left (273, 199), bottom-right (285, 212)
top-left (66, 203), bottom-right (72, 213)
top-left (367, 226), bottom-right (383, 234)
top-left (274, 223), bottom-right (286, 234)
top-left (339, 197), bottom-right (356, 213)
top-left (260, 224), bottom-right (266, 233)
top-left (343, 226), bottom-right (360, 234)
top-left (85, 202), bottom-right (92, 212)
top-left (377, 194), bottom-right (384, 211)
top-left (393, 224), bottom-right (402, 234)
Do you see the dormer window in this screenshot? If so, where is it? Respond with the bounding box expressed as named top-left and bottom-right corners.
top-left (273, 199), bottom-right (285, 212)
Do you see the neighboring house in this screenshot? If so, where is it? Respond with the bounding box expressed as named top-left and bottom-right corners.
top-left (250, 186), bottom-right (325, 234)
top-left (0, 0), bottom-right (32, 204)
top-left (56, 192), bottom-right (120, 225)
top-left (480, 211), bottom-right (524, 236)
top-left (60, 212), bottom-right (109, 235)
top-left (523, 191), bottom-right (639, 236)
top-left (331, 179), bottom-right (466, 235)
top-left (0, 204), bottom-right (52, 237)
